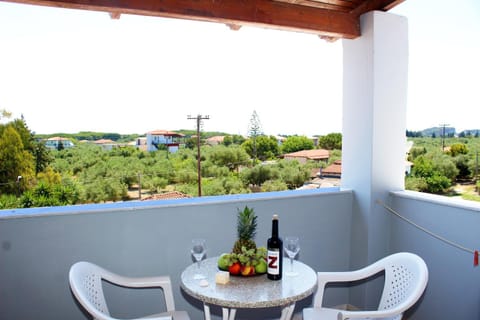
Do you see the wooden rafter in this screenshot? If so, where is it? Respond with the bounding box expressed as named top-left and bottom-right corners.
top-left (1, 0), bottom-right (404, 39)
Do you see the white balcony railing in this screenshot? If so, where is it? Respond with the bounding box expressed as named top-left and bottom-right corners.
top-left (1, 188), bottom-right (480, 320)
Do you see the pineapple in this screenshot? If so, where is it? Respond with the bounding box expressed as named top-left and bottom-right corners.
top-left (232, 206), bottom-right (258, 254)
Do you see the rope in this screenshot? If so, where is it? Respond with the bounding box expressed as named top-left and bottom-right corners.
top-left (376, 199), bottom-right (475, 255)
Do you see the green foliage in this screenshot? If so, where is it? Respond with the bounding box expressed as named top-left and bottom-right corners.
top-left (240, 164), bottom-right (280, 187)
top-left (410, 156), bottom-right (450, 193)
top-left (242, 135), bottom-right (280, 160)
top-left (261, 179), bottom-right (288, 192)
top-left (453, 155), bottom-right (472, 178)
top-left (404, 137), bottom-right (480, 198)
top-left (0, 125), bottom-right (35, 194)
top-left (223, 135), bottom-right (246, 146)
top-left (277, 159), bottom-right (311, 189)
top-left (318, 133), bottom-right (342, 150)
top-left (207, 145), bottom-right (249, 171)
top-left (447, 143), bottom-right (468, 157)
top-left (281, 136), bottom-right (314, 153)
top-left (408, 146), bottom-right (427, 161)
top-left (0, 194), bottom-right (20, 209)
top-left (17, 181), bottom-right (80, 208)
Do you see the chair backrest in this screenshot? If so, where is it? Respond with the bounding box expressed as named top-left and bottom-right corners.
top-left (69, 261), bottom-right (112, 320)
top-left (377, 252), bottom-right (428, 320)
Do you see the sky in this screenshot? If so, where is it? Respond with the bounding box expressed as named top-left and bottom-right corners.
top-left (0, 1), bottom-right (479, 136)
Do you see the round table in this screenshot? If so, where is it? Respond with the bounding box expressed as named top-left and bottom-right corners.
top-left (181, 257), bottom-right (317, 320)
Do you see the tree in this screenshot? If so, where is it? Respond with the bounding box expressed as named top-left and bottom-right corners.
top-left (223, 134), bottom-right (246, 146)
top-left (240, 164), bottom-right (279, 187)
top-left (278, 160), bottom-right (311, 189)
top-left (0, 126), bottom-right (35, 194)
top-left (281, 136), bottom-right (314, 153)
top-left (242, 135), bottom-right (279, 161)
top-left (248, 110), bottom-right (263, 161)
top-left (33, 140), bottom-right (52, 174)
top-left (208, 145), bottom-right (249, 172)
top-left (410, 155), bottom-right (456, 194)
top-left (318, 133), bottom-right (342, 150)
top-left (8, 117), bottom-right (52, 174)
top-left (447, 143), bottom-right (468, 157)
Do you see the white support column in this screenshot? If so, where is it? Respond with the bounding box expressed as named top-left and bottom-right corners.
top-left (341, 10), bottom-right (408, 308)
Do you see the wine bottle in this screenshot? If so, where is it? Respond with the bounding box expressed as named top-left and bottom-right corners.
top-left (267, 214), bottom-right (283, 280)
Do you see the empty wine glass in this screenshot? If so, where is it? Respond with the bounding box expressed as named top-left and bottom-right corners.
top-left (284, 236), bottom-right (300, 276)
top-left (191, 238), bottom-right (207, 279)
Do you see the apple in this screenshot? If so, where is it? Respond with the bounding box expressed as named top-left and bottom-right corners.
top-left (217, 253), bottom-right (230, 271)
top-left (229, 262), bottom-right (241, 275)
top-left (254, 259), bottom-right (267, 274)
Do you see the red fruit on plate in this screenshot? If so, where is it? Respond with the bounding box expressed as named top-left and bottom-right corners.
top-left (229, 263), bottom-right (241, 275)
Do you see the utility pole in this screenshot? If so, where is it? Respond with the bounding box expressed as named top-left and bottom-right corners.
top-left (439, 123), bottom-right (450, 151)
top-left (187, 114), bottom-right (210, 197)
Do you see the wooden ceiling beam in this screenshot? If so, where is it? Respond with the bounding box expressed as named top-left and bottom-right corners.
top-left (2, 0), bottom-right (361, 39)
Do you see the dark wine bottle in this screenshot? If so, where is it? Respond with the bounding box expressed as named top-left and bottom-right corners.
top-left (267, 214), bottom-right (283, 280)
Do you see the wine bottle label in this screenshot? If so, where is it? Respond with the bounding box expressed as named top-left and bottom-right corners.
top-left (267, 249), bottom-right (280, 275)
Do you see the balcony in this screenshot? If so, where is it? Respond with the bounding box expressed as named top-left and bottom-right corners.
top-left (1, 3), bottom-right (478, 320)
top-left (1, 188), bottom-right (479, 319)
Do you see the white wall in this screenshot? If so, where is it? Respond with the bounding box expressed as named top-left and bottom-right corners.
top-left (0, 189), bottom-right (353, 320)
top-left (341, 10), bottom-right (408, 308)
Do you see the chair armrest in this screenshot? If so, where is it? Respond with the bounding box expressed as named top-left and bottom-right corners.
top-left (112, 275), bottom-right (172, 289)
top-left (313, 262), bottom-right (386, 308)
top-left (104, 273), bottom-right (176, 311)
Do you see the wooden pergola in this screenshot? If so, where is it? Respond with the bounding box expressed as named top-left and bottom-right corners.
top-left (1, 0), bottom-right (404, 40)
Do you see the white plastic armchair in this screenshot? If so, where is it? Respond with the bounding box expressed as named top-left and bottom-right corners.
top-left (303, 252), bottom-right (428, 320)
top-left (69, 261), bottom-right (190, 320)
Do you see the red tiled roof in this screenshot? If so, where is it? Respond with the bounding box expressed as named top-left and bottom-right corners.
top-left (323, 160), bottom-right (342, 175)
top-left (284, 149), bottom-right (330, 160)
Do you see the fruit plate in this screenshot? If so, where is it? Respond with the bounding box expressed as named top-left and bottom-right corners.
top-left (218, 266), bottom-right (266, 277)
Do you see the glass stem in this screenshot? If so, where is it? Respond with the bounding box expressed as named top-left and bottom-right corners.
top-left (290, 258), bottom-right (294, 271)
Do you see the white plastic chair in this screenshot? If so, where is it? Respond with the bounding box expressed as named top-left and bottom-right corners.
top-left (69, 261), bottom-right (190, 320)
top-left (303, 252), bottom-right (428, 320)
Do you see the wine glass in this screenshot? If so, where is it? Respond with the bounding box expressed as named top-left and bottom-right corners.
top-left (191, 238), bottom-right (207, 279)
top-left (284, 236), bottom-right (300, 276)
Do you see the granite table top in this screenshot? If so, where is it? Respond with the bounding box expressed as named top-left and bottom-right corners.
top-left (180, 257), bottom-right (317, 309)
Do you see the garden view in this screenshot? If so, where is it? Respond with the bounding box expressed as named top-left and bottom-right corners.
top-left (1, 110), bottom-right (479, 209)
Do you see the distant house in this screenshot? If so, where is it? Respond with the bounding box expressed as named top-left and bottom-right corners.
top-left (146, 130), bottom-right (184, 153)
top-left (132, 137), bottom-right (147, 151)
top-left (44, 137), bottom-right (74, 150)
top-left (283, 149), bottom-right (330, 164)
top-left (206, 136), bottom-right (224, 146)
top-left (94, 139), bottom-right (117, 150)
